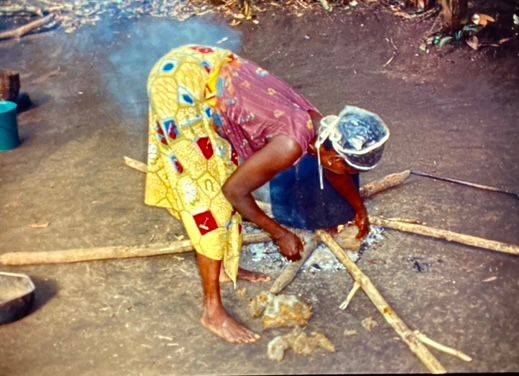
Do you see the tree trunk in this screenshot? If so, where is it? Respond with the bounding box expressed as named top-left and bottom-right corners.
top-left (0, 70), bottom-right (20, 102)
top-left (440, 0), bottom-right (468, 31)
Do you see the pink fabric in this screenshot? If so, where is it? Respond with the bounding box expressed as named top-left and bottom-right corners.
top-left (215, 58), bottom-right (320, 163)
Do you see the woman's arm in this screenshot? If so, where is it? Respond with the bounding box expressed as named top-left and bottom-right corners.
top-left (222, 135), bottom-right (304, 261)
top-left (309, 140), bottom-right (370, 239)
top-left (324, 169), bottom-right (370, 239)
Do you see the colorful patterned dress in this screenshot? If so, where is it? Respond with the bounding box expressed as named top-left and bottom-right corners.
top-left (146, 45), bottom-right (243, 284)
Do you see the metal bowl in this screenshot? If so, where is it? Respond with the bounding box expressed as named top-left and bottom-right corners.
top-left (0, 272), bottom-right (35, 325)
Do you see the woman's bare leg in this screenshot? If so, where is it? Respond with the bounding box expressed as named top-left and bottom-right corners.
top-left (219, 267), bottom-right (271, 283)
top-left (197, 253), bottom-right (260, 344)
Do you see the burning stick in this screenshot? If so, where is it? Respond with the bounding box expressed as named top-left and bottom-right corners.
top-left (269, 233), bottom-right (319, 294)
top-left (317, 230), bottom-right (448, 374)
top-left (371, 216), bottom-right (519, 256)
top-left (0, 233), bottom-right (272, 266)
top-left (0, 13), bottom-right (55, 41)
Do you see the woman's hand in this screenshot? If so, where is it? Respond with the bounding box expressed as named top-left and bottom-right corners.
top-left (354, 208), bottom-right (370, 240)
top-left (275, 230), bottom-right (304, 262)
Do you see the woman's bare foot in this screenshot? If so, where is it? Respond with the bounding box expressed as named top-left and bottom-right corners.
top-left (201, 306), bottom-right (260, 344)
top-left (219, 267), bottom-right (271, 283)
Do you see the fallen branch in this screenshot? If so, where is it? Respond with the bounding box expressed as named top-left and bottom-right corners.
top-left (0, 13), bottom-right (55, 41)
top-left (269, 233), bottom-right (319, 294)
top-left (0, 232), bottom-right (272, 266)
top-left (317, 230), bottom-right (447, 374)
top-left (371, 216), bottom-right (519, 256)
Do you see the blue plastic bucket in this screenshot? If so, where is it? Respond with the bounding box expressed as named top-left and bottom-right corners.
top-left (0, 101), bottom-right (21, 152)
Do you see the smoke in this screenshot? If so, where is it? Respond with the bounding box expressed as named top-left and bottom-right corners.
top-left (65, 15), bottom-right (241, 123)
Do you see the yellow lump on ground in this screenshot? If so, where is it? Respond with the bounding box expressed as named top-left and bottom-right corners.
top-left (249, 291), bottom-right (312, 329)
top-left (267, 327), bottom-right (335, 362)
top-left (334, 223), bottom-right (362, 251)
top-left (361, 316), bottom-right (379, 331)
top-left (249, 291), bottom-right (273, 318)
top-left (267, 336), bottom-right (290, 362)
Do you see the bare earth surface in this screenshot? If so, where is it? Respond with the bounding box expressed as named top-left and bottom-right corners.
top-left (1, 5), bottom-right (518, 375)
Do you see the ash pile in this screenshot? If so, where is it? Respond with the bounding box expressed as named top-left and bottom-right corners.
top-left (241, 223), bottom-right (385, 274)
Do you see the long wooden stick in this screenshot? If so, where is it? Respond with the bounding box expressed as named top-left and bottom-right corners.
top-left (269, 234), bottom-right (319, 294)
top-left (0, 13), bottom-right (55, 41)
top-left (0, 232), bottom-right (272, 266)
top-left (411, 170), bottom-right (519, 199)
top-left (317, 230), bottom-right (447, 374)
top-left (371, 216), bottom-right (519, 256)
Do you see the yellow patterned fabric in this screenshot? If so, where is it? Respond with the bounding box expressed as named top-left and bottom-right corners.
top-left (145, 45), bottom-right (242, 285)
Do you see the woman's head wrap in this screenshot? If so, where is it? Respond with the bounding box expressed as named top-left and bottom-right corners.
top-left (315, 106), bottom-right (390, 189)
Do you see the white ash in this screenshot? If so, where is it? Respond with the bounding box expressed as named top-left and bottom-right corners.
top-left (242, 224), bottom-right (385, 273)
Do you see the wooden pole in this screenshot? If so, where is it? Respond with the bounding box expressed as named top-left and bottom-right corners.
top-left (317, 230), bottom-right (447, 374)
top-left (0, 13), bottom-right (55, 41)
top-left (0, 232), bottom-right (272, 266)
top-left (371, 216), bottom-right (519, 256)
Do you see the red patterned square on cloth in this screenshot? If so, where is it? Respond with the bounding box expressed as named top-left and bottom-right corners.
top-left (196, 137), bottom-right (214, 160)
top-left (193, 210), bottom-right (218, 235)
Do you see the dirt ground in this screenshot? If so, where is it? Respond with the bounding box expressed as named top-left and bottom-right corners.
top-left (1, 4), bottom-right (519, 375)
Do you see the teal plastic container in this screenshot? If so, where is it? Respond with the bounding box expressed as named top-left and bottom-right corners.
top-left (0, 101), bottom-right (21, 152)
